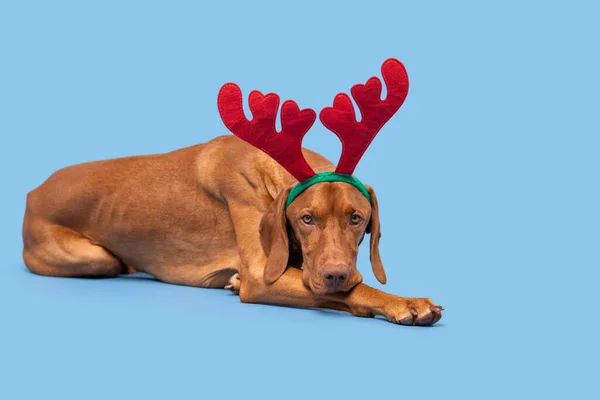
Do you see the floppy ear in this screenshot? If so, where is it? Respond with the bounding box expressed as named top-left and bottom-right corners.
top-left (366, 186), bottom-right (386, 284)
top-left (259, 188), bottom-right (292, 285)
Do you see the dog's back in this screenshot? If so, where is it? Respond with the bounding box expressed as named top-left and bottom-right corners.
top-left (22, 134), bottom-right (327, 278)
top-left (23, 137), bottom-right (233, 277)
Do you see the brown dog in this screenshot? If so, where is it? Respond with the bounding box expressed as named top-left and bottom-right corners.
top-left (22, 60), bottom-right (443, 326)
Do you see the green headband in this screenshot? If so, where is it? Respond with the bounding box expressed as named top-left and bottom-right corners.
top-left (286, 171), bottom-right (371, 209)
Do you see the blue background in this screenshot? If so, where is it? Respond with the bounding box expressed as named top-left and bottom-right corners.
top-left (1, 1), bottom-right (598, 399)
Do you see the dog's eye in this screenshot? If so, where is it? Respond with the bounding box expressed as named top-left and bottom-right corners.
top-left (301, 215), bottom-right (313, 225)
top-left (350, 214), bottom-right (362, 225)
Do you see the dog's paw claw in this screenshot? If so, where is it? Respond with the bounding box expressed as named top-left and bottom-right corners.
top-left (429, 305), bottom-right (444, 324)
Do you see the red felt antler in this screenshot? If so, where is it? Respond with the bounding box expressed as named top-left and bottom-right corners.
top-left (218, 83), bottom-right (317, 182)
top-left (319, 58), bottom-right (410, 175)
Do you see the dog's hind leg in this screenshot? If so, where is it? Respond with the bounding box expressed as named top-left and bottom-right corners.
top-left (151, 263), bottom-right (240, 289)
top-left (197, 266), bottom-right (239, 289)
top-left (23, 218), bottom-right (125, 278)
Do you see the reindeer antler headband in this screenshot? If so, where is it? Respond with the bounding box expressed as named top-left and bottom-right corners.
top-left (217, 58), bottom-right (409, 207)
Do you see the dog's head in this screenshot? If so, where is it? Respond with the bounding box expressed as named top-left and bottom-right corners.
top-left (259, 182), bottom-right (384, 295)
top-left (219, 58), bottom-right (408, 295)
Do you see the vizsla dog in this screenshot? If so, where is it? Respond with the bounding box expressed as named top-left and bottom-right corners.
top-left (22, 59), bottom-right (443, 326)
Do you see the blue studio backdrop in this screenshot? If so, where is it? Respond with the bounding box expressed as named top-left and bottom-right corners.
top-left (1, 1), bottom-right (598, 399)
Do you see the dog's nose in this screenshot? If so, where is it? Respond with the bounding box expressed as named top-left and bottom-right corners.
top-left (322, 264), bottom-right (350, 288)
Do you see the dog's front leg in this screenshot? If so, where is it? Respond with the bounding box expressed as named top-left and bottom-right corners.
top-left (239, 267), bottom-right (442, 326)
top-left (327, 283), bottom-right (443, 326)
top-left (227, 203), bottom-right (442, 326)
top-left (239, 267), bottom-right (322, 308)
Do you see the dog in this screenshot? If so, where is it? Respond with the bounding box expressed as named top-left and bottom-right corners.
top-left (22, 59), bottom-right (443, 326)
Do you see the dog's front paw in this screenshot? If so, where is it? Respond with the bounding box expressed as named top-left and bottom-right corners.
top-left (224, 273), bottom-right (241, 295)
top-left (384, 298), bottom-right (443, 326)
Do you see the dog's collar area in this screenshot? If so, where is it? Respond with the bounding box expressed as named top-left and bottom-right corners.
top-left (286, 172), bottom-right (371, 209)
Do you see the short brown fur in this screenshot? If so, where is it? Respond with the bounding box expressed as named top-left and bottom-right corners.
top-left (22, 135), bottom-right (442, 326)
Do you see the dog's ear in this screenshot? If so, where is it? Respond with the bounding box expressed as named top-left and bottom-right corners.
top-left (259, 188), bottom-right (292, 285)
top-left (366, 186), bottom-right (386, 284)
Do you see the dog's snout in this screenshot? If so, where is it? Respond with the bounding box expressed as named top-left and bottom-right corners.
top-left (322, 264), bottom-right (350, 289)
